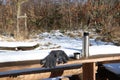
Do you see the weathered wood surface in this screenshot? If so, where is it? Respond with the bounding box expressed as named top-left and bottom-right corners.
top-left (0, 53), bottom-right (120, 80)
top-left (1, 53), bottom-right (120, 67)
top-left (0, 43), bottom-right (39, 51)
top-left (0, 64), bottom-right (82, 80)
top-left (83, 62), bottom-right (96, 80)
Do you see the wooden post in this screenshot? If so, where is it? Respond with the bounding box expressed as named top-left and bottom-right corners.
top-left (16, 0), bottom-right (28, 39)
top-left (83, 62), bottom-right (96, 80)
top-left (16, 2), bottom-right (21, 39)
top-left (82, 31), bottom-right (89, 58)
top-left (24, 13), bottom-right (28, 38)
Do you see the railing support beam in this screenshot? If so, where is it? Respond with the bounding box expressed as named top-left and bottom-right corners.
top-left (83, 62), bottom-right (96, 80)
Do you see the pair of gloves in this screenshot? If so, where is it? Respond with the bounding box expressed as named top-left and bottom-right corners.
top-left (40, 50), bottom-right (69, 68)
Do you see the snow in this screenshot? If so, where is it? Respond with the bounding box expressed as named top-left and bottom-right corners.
top-left (0, 30), bottom-right (120, 63)
top-left (0, 42), bottom-right (38, 47)
top-left (90, 45), bottom-right (120, 55)
top-left (1, 30), bottom-right (120, 80)
top-left (0, 48), bottom-right (80, 63)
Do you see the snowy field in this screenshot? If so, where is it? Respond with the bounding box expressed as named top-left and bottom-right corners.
top-left (1, 30), bottom-right (120, 80)
top-left (0, 30), bottom-right (120, 63)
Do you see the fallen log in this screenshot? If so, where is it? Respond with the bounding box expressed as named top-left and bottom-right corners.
top-left (0, 42), bottom-right (39, 51)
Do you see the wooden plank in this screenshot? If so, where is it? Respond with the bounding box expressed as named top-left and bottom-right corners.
top-left (18, 15), bottom-right (27, 18)
top-left (66, 54), bottom-right (120, 65)
top-left (0, 54), bottom-right (120, 79)
top-left (0, 60), bottom-right (40, 67)
top-left (0, 54), bottom-right (120, 66)
top-left (1, 53), bottom-right (120, 67)
top-left (0, 64), bottom-right (82, 78)
top-left (0, 68), bottom-right (82, 80)
top-left (0, 43), bottom-right (39, 51)
top-left (83, 62), bottom-right (96, 80)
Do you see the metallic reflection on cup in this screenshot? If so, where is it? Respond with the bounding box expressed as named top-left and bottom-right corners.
top-left (74, 53), bottom-right (81, 60)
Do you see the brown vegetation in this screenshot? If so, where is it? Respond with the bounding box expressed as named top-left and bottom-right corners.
top-left (0, 0), bottom-right (119, 43)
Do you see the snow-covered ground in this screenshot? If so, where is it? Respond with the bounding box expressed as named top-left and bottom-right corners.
top-left (1, 30), bottom-right (120, 80)
top-left (0, 41), bottom-right (38, 47)
top-left (0, 30), bottom-right (120, 63)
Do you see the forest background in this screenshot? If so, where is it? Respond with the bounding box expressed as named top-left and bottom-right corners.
top-left (0, 0), bottom-right (119, 44)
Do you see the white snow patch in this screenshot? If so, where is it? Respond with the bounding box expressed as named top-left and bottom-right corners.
top-left (0, 30), bottom-right (120, 63)
top-left (0, 41), bottom-right (39, 47)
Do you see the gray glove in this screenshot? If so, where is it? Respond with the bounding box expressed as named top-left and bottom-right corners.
top-left (40, 50), bottom-right (69, 68)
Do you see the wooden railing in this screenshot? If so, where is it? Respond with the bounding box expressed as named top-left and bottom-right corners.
top-left (0, 54), bottom-right (120, 80)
